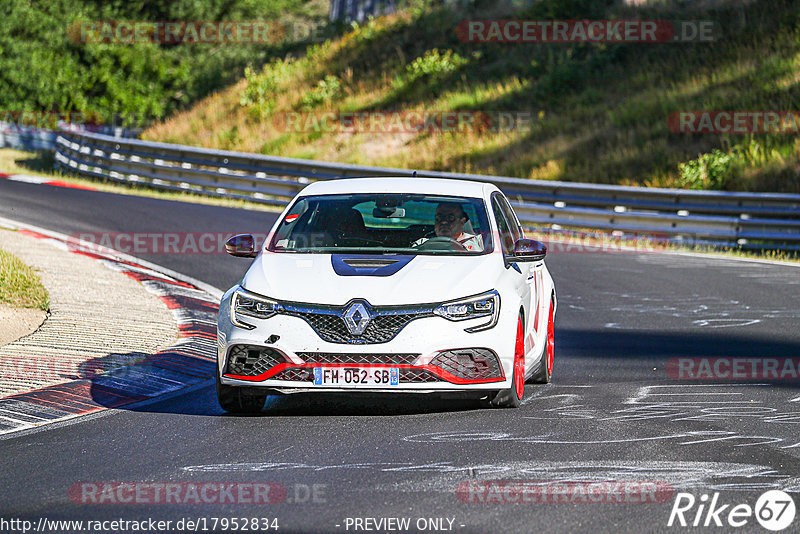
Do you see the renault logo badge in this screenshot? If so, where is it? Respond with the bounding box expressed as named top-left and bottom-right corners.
top-left (343, 302), bottom-right (371, 336)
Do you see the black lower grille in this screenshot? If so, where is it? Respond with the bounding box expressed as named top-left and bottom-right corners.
top-left (399, 369), bottom-right (440, 383)
top-left (272, 368), bottom-right (314, 382)
top-left (298, 353), bottom-right (419, 365)
top-left (226, 345), bottom-right (286, 376)
top-left (430, 349), bottom-right (503, 380)
top-left (263, 367), bottom-right (441, 384)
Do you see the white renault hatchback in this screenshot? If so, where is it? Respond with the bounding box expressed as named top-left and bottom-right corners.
top-left (217, 178), bottom-right (556, 412)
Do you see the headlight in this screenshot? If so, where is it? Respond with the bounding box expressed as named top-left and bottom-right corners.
top-left (230, 288), bottom-right (279, 329)
top-left (434, 290), bottom-right (500, 332)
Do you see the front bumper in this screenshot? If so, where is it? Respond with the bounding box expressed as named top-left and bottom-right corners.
top-left (217, 293), bottom-right (517, 392)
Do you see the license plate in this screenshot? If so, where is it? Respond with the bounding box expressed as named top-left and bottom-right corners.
top-left (313, 367), bottom-right (399, 387)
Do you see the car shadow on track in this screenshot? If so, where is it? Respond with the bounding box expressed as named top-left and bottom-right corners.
top-left (142, 389), bottom-right (490, 417)
top-left (256, 392), bottom-right (489, 417)
top-left (79, 353), bottom-right (492, 416)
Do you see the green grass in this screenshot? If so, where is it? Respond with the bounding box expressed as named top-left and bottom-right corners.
top-left (0, 148), bottom-right (280, 212)
top-left (143, 0), bottom-right (800, 193)
top-left (0, 246), bottom-right (49, 310)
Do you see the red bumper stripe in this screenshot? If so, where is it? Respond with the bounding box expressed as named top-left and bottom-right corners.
top-left (224, 362), bottom-right (505, 385)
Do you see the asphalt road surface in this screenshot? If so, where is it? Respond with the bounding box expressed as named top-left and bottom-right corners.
top-left (1, 179), bottom-right (800, 533)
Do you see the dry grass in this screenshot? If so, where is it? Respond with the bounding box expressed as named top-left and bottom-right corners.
top-left (141, 0), bottom-right (800, 192)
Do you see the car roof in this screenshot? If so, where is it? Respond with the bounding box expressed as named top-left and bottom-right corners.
top-left (298, 177), bottom-right (497, 198)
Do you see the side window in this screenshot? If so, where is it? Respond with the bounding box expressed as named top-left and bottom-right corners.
top-left (491, 196), bottom-right (515, 255)
top-left (498, 195), bottom-right (523, 241)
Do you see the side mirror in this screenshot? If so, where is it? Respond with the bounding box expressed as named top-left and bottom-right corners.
top-left (512, 239), bottom-right (547, 262)
top-left (225, 234), bottom-right (258, 258)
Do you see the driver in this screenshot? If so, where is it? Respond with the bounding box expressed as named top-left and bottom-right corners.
top-left (413, 202), bottom-right (483, 251)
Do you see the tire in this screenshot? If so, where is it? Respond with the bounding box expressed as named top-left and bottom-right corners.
top-left (216, 372), bottom-right (268, 414)
top-left (529, 296), bottom-right (555, 384)
top-left (489, 314), bottom-right (525, 408)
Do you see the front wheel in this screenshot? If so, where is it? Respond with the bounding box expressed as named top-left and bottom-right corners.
top-left (216, 372), bottom-right (268, 414)
top-left (489, 314), bottom-right (525, 408)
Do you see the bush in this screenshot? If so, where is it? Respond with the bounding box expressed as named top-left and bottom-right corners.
top-left (679, 150), bottom-right (736, 190)
top-left (391, 49), bottom-right (467, 93)
top-left (679, 138), bottom-right (789, 190)
top-left (239, 60), bottom-right (293, 116)
top-left (301, 74), bottom-right (342, 110)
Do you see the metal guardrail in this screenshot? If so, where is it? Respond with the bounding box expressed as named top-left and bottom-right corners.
top-left (0, 122), bottom-right (138, 152)
top-left (0, 127), bottom-right (58, 152)
top-left (54, 130), bottom-right (800, 249)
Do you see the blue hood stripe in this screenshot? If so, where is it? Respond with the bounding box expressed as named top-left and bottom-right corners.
top-left (331, 255), bottom-right (415, 277)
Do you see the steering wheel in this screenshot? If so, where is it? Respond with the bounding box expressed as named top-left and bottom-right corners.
top-left (412, 236), bottom-right (468, 252)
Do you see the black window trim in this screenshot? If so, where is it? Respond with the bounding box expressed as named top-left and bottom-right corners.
top-left (496, 193), bottom-right (523, 241)
top-left (490, 192), bottom-right (517, 260)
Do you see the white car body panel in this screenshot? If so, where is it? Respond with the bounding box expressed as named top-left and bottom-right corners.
top-left (244, 253), bottom-right (502, 305)
top-left (217, 178), bottom-right (556, 395)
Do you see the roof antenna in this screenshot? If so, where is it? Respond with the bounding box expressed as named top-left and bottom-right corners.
top-left (412, 171), bottom-right (417, 177)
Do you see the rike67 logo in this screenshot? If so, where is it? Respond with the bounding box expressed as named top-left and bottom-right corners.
top-left (668, 490), bottom-right (796, 531)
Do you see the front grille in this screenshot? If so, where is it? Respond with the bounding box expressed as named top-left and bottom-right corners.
top-left (430, 349), bottom-right (503, 380)
top-left (298, 353), bottom-right (419, 365)
top-left (399, 369), bottom-right (440, 383)
top-left (362, 314), bottom-right (426, 344)
top-left (226, 345), bottom-right (286, 376)
top-left (283, 304), bottom-right (434, 344)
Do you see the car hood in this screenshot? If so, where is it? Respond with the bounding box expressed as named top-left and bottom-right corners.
top-left (241, 252), bottom-right (502, 305)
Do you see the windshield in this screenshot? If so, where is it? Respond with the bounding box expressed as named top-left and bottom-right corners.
top-left (268, 193), bottom-right (493, 255)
